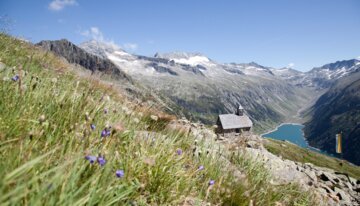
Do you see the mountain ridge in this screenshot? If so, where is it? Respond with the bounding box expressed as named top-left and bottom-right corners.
top-left (76, 40), bottom-right (316, 133)
top-left (36, 39), bottom-right (132, 82)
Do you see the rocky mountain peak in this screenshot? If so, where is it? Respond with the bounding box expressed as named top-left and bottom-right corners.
top-left (248, 61), bottom-right (267, 68)
top-left (36, 39), bottom-right (132, 82)
top-left (313, 59), bottom-right (360, 71)
top-left (37, 39), bottom-right (75, 49)
top-left (301, 59), bottom-right (360, 88)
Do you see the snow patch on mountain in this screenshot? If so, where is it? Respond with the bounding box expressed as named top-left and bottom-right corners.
top-left (172, 55), bottom-right (211, 66)
top-left (154, 52), bottom-right (216, 67)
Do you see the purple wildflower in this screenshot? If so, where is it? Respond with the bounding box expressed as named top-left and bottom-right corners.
top-left (116, 170), bottom-right (125, 178)
top-left (85, 155), bottom-right (97, 164)
top-left (209, 180), bottom-right (215, 186)
top-left (90, 124), bottom-right (96, 130)
top-left (101, 128), bottom-right (111, 137)
top-left (97, 156), bottom-right (106, 166)
top-left (11, 75), bottom-right (19, 81)
top-left (101, 129), bottom-right (107, 137)
top-left (104, 108), bottom-right (108, 114)
top-left (176, 149), bottom-right (183, 155)
top-left (198, 165), bottom-right (204, 171)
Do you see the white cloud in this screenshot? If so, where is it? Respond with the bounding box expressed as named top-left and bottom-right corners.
top-left (79, 26), bottom-right (138, 51)
top-left (80, 27), bottom-right (104, 41)
top-left (123, 43), bottom-right (138, 51)
top-left (49, 0), bottom-right (77, 11)
top-left (287, 63), bottom-right (295, 68)
top-left (356, 56), bottom-right (360, 60)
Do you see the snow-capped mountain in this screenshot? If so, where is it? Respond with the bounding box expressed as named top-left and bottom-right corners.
top-left (303, 59), bottom-right (360, 88)
top-left (310, 59), bottom-right (360, 79)
top-left (270, 59), bottom-right (360, 88)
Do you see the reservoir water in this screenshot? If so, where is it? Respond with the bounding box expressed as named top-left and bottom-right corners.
top-left (262, 123), bottom-right (309, 149)
top-left (262, 123), bottom-right (336, 158)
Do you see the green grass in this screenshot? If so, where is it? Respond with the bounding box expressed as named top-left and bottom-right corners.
top-left (0, 33), bottom-right (318, 205)
top-left (264, 138), bottom-right (360, 180)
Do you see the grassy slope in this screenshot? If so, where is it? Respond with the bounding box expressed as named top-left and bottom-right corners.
top-left (0, 33), bottom-right (317, 205)
top-left (264, 139), bottom-right (360, 180)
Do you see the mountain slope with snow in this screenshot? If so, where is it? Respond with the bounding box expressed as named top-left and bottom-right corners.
top-left (78, 40), bottom-right (317, 133)
top-left (272, 59), bottom-right (360, 89)
top-left (154, 52), bottom-right (216, 67)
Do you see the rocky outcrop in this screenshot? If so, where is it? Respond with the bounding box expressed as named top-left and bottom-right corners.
top-left (167, 119), bottom-right (360, 205)
top-left (36, 39), bottom-right (132, 82)
top-left (245, 138), bottom-right (359, 206)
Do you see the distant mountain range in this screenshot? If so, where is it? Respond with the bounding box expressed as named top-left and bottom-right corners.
top-left (79, 40), bottom-right (319, 132)
top-left (36, 39), bottom-right (360, 165)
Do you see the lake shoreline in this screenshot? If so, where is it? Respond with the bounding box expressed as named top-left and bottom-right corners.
top-left (262, 123), bottom-right (308, 148)
top-left (261, 122), bottom-right (303, 136)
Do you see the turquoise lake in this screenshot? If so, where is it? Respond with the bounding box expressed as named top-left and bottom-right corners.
top-left (262, 124), bottom-right (309, 149)
top-left (262, 123), bottom-right (334, 157)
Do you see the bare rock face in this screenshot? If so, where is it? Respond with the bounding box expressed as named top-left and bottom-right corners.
top-left (242, 137), bottom-right (360, 206)
top-left (205, 130), bottom-right (360, 205)
top-left (36, 39), bottom-right (132, 82)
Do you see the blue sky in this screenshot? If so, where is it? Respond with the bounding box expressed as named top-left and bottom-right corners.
top-left (1, 0), bottom-right (359, 71)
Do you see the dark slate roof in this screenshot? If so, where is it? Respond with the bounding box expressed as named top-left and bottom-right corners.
top-left (218, 114), bottom-right (253, 129)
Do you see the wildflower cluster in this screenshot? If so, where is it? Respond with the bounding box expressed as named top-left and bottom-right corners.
top-left (85, 155), bottom-right (106, 167)
top-left (101, 126), bottom-right (111, 137)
